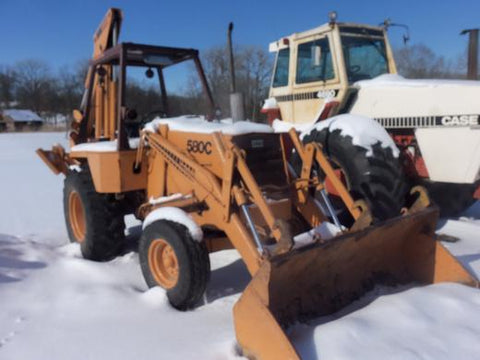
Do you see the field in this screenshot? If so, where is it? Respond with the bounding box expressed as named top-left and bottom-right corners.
top-left (0, 132), bottom-right (479, 360)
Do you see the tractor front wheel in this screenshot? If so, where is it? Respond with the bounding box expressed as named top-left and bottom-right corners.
top-left (139, 220), bottom-right (210, 310)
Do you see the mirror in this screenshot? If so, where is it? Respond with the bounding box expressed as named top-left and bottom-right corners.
top-left (311, 45), bottom-right (322, 67)
top-left (125, 108), bottom-right (138, 120)
top-left (145, 68), bottom-right (154, 78)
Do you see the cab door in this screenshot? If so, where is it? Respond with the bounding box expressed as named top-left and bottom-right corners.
top-left (292, 34), bottom-right (341, 123)
top-left (270, 47), bottom-right (293, 121)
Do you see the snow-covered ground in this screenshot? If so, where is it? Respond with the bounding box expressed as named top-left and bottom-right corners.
top-left (0, 132), bottom-right (479, 360)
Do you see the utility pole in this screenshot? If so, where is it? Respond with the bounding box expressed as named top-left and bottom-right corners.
top-left (460, 28), bottom-right (479, 80)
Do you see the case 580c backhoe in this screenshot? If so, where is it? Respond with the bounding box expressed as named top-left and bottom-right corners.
top-left (37, 8), bottom-right (478, 360)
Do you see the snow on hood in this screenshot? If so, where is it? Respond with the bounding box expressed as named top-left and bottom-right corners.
top-left (355, 74), bottom-right (480, 89)
top-left (143, 115), bottom-right (273, 135)
top-left (301, 114), bottom-right (400, 158)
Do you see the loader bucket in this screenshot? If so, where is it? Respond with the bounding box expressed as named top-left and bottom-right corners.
top-left (233, 206), bottom-right (478, 360)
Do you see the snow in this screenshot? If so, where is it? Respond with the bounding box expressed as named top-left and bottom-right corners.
top-left (143, 115), bottom-right (273, 135)
top-left (261, 97), bottom-right (278, 110)
top-left (300, 114), bottom-right (401, 157)
top-left (355, 74), bottom-right (480, 89)
top-left (293, 222), bottom-right (343, 248)
top-left (71, 138), bottom-right (140, 152)
top-left (143, 207), bottom-right (203, 242)
top-left (271, 119), bottom-right (315, 133)
top-left (0, 131), bottom-right (479, 360)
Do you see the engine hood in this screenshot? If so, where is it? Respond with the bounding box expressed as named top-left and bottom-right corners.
top-left (349, 74), bottom-right (480, 126)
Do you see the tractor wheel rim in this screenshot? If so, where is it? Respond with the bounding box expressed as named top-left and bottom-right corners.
top-left (148, 239), bottom-right (179, 289)
top-left (69, 190), bottom-right (86, 243)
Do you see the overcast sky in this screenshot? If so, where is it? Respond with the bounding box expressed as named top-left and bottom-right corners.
top-left (0, 0), bottom-right (478, 69)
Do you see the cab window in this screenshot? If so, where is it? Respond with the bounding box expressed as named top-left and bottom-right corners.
top-left (272, 48), bottom-right (290, 87)
top-left (296, 38), bottom-right (334, 84)
top-left (341, 35), bottom-right (388, 83)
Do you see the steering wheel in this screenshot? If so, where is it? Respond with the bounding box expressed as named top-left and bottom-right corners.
top-left (124, 108), bottom-right (166, 138)
top-left (139, 109), bottom-right (167, 127)
top-left (349, 65), bottom-right (361, 74)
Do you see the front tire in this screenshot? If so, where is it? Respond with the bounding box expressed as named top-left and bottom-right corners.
top-left (63, 170), bottom-right (125, 261)
top-left (139, 220), bottom-right (210, 310)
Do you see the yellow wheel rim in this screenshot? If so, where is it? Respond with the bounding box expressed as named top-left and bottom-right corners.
top-left (68, 190), bottom-right (86, 243)
top-left (148, 239), bottom-right (179, 289)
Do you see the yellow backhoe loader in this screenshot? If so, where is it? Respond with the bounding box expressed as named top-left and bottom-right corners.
top-left (37, 8), bottom-right (478, 360)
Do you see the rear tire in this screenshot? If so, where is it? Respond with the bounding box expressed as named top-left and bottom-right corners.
top-left (424, 182), bottom-right (477, 217)
top-left (299, 127), bottom-right (408, 223)
top-left (63, 170), bottom-right (125, 261)
top-left (139, 220), bottom-right (210, 310)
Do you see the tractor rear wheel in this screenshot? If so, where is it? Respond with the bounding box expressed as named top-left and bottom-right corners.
top-left (139, 220), bottom-right (210, 310)
top-left (63, 169), bottom-right (125, 261)
top-left (298, 127), bottom-right (408, 224)
top-left (424, 182), bottom-right (477, 217)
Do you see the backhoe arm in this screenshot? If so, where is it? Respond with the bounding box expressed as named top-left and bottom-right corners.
top-left (72, 8), bottom-right (123, 144)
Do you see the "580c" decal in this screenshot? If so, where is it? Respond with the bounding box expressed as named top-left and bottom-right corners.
top-left (187, 140), bottom-right (212, 155)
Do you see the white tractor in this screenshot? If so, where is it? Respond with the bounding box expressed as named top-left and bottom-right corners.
top-left (264, 14), bottom-right (480, 216)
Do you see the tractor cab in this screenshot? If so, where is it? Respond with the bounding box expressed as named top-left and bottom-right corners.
top-left (268, 21), bottom-right (397, 123)
top-left (74, 42), bottom-right (215, 149)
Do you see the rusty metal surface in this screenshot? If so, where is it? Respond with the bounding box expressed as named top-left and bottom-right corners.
top-left (266, 206), bottom-right (477, 325)
top-left (234, 206), bottom-right (479, 359)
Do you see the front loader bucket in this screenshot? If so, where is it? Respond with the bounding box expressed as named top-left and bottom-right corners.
top-left (233, 206), bottom-right (478, 360)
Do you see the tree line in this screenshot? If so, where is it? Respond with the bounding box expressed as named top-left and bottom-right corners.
top-left (0, 42), bottom-right (472, 126)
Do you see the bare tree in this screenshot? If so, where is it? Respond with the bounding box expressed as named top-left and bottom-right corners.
top-left (56, 60), bottom-right (88, 115)
top-left (15, 59), bottom-right (52, 112)
top-left (0, 66), bottom-right (17, 109)
top-left (394, 44), bottom-right (460, 79)
top-left (188, 45), bottom-right (272, 121)
top-left (236, 46), bottom-right (271, 121)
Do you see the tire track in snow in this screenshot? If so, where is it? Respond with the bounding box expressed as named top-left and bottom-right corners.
top-left (0, 317), bottom-right (26, 349)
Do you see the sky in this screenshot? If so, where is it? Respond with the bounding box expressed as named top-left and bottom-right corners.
top-left (0, 0), bottom-right (479, 74)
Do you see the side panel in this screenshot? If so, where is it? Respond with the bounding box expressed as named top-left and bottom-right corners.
top-left (415, 127), bottom-right (480, 183)
top-left (350, 82), bottom-right (480, 119)
top-left (146, 150), bottom-right (166, 200)
top-left (71, 151), bottom-right (147, 193)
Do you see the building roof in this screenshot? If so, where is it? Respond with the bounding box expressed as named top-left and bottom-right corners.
top-left (3, 109), bottom-right (44, 122)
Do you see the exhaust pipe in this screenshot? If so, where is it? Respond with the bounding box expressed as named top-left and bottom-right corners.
top-left (227, 22), bottom-right (245, 122)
